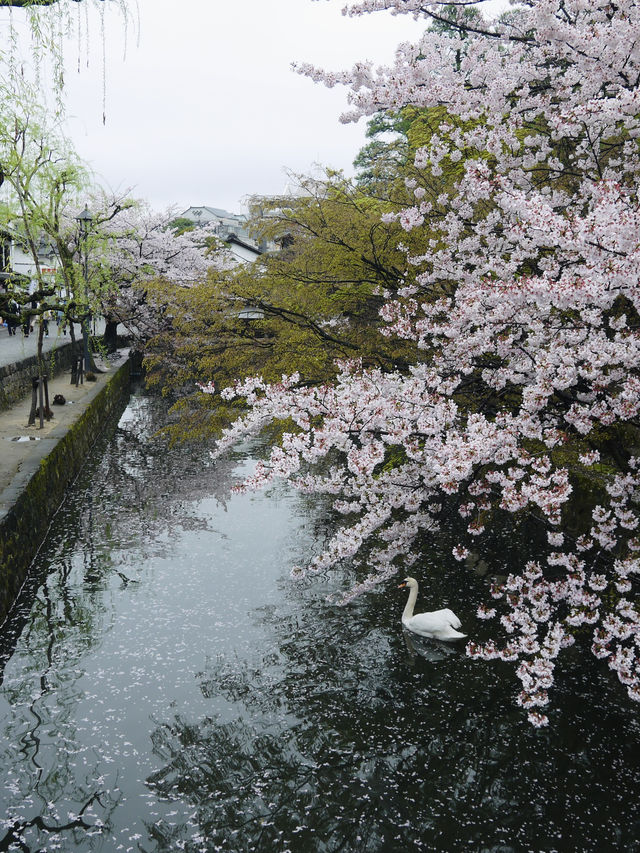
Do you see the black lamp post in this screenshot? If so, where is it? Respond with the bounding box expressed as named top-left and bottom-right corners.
top-left (76, 206), bottom-right (93, 371)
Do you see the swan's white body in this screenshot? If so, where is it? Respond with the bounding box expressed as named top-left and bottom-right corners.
top-left (399, 577), bottom-right (466, 641)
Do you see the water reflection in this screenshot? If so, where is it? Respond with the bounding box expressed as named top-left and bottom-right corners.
top-left (146, 583), bottom-right (640, 852)
top-left (402, 629), bottom-right (460, 663)
top-left (0, 388), bottom-right (638, 852)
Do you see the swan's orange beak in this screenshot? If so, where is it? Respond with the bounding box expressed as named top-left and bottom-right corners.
top-left (398, 582), bottom-right (407, 588)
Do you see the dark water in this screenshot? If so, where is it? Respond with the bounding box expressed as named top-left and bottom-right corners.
top-left (0, 388), bottom-right (639, 853)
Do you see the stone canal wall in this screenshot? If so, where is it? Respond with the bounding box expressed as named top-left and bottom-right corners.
top-left (0, 342), bottom-right (77, 412)
top-left (0, 361), bottom-right (131, 625)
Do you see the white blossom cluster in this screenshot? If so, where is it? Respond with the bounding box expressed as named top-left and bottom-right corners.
top-left (209, 0), bottom-right (640, 726)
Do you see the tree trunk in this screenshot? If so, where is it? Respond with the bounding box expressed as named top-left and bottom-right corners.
top-left (36, 320), bottom-right (52, 424)
top-left (103, 317), bottom-right (119, 353)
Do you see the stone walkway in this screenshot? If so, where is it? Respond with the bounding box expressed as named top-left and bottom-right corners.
top-left (0, 319), bottom-right (102, 369)
top-left (0, 320), bottom-right (127, 522)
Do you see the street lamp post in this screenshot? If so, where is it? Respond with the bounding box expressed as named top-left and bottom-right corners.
top-left (76, 206), bottom-right (93, 371)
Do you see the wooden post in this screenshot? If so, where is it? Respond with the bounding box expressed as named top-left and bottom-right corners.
top-left (43, 375), bottom-right (51, 417)
top-left (71, 353), bottom-right (84, 387)
top-left (27, 376), bottom-right (38, 426)
top-left (37, 377), bottom-right (44, 429)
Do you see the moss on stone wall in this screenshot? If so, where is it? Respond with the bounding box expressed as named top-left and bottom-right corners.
top-left (0, 362), bottom-right (131, 625)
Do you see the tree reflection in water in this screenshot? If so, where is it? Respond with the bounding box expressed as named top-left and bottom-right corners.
top-left (0, 389), bottom-right (639, 852)
top-left (0, 387), bottom-right (240, 851)
top-left (145, 586), bottom-right (640, 853)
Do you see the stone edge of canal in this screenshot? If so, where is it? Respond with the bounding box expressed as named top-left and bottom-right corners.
top-left (0, 356), bottom-right (133, 625)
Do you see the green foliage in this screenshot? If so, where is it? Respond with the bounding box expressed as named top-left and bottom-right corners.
top-left (353, 111), bottom-right (412, 191)
top-left (0, 84), bottom-right (95, 370)
top-left (168, 217), bottom-right (195, 236)
top-left (147, 85), bottom-right (621, 446)
top-left (427, 3), bottom-right (481, 37)
top-left (143, 173), bottom-right (427, 441)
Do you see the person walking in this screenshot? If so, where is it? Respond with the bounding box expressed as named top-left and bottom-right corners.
top-left (6, 298), bottom-right (18, 335)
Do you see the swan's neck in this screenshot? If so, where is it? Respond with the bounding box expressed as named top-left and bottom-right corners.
top-left (402, 586), bottom-right (418, 622)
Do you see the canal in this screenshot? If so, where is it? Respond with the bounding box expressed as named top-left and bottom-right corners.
top-left (0, 386), bottom-right (639, 852)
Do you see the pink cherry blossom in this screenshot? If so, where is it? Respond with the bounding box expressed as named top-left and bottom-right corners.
top-left (206, 0), bottom-right (640, 725)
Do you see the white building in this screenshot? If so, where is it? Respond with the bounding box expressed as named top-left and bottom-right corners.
top-left (0, 229), bottom-right (60, 292)
top-left (179, 205), bottom-right (275, 265)
top-left (180, 206), bottom-right (248, 241)
top-left (225, 233), bottom-right (264, 265)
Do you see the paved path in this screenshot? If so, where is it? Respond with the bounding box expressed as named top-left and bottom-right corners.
top-left (0, 319), bottom-right (105, 369)
top-left (0, 317), bottom-right (124, 516)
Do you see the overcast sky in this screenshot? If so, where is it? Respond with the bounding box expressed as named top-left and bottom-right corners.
top-left (61, 0), bottom-right (428, 215)
top-left (6, 0), bottom-right (505, 217)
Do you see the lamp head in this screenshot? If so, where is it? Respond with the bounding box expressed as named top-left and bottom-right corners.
top-left (77, 206), bottom-right (94, 234)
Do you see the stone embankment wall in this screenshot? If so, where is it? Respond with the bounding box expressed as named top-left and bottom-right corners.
top-left (0, 361), bottom-right (131, 625)
top-left (0, 343), bottom-right (76, 412)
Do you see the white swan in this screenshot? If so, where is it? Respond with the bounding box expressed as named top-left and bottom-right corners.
top-left (398, 576), bottom-right (466, 641)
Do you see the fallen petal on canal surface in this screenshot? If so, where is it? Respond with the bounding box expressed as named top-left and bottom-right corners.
top-left (0, 388), bottom-right (639, 852)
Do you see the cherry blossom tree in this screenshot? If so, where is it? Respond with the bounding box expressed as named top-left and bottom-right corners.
top-left (142, 170), bottom-right (428, 442)
top-left (205, 0), bottom-right (640, 726)
top-left (95, 201), bottom-right (230, 350)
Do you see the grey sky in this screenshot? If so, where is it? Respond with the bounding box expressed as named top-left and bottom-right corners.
top-left (2, 0), bottom-right (506, 216)
top-left (61, 0), bottom-right (426, 214)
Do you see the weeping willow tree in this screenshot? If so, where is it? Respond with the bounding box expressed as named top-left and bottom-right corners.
top-left (0, 0), bottom-right (132, 112)
top-left (0, 1), bottom-right (103, 6)
top-left (0, 0), bottom-right (130, 48)
top-left (0, 0), bottom-right (131, 426)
